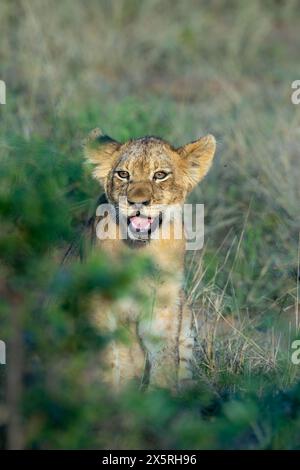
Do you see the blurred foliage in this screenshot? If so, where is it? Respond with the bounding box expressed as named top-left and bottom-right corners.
top-left (0, 0), bottom-right (300, 450)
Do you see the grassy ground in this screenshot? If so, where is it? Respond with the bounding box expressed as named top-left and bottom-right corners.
top-left (1, 0), bottom-right (300, 449)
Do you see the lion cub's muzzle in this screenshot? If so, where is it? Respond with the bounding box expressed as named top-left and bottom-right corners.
top-left (125, 183), bottom-right (153, 237)
top-left (116, 182), bottom-right (163, 240)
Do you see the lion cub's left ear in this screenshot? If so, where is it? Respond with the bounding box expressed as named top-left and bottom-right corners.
top-left (177, 134), bottom-right (216, 191)
top-left (84, 128), bottom-right (121, 185)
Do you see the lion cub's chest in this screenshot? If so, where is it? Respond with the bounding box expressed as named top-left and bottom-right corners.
top-left (96, 235), bottom-right (185, 324)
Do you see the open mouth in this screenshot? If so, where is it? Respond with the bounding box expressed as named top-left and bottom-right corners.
top-left (129, 215), bottom-right (154, 232)
top-left (126, 212), bottom-right (161, 240)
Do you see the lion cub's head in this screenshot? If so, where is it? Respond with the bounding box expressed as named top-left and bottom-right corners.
top-left (85, 129), bottom-right (216, 241)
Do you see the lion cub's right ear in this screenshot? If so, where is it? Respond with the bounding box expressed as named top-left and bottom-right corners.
top-left (177, 134), bottom-right (216, 192)
top-left (84, 128), bottom-right (120, 184)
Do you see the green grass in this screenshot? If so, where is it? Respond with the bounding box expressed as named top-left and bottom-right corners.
top-left (0, 0), bottom-right (300, 449)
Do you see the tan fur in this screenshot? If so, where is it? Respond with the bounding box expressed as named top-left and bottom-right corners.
top-left (84, 129), bottom-right (216, 391)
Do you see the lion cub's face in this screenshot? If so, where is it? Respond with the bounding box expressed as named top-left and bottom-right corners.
top-left (85, 130), bottom-right (216, 240)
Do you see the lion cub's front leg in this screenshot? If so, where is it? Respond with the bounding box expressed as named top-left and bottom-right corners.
top-left (139, 291), bottom-right (194, 390)
top-left (92, 298), bottom-right (145, 391)
top-left (178, 302), bottom-right (195, 387)
top-left (101, 332), bottom-right (145, 391)
top-left (138, 277), bottom-right (186, 389)
top-left (140, 306), bottom-right (179, 390)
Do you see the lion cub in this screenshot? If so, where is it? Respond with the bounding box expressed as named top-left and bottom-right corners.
top-left (84, 129), bottom-right (216, 391)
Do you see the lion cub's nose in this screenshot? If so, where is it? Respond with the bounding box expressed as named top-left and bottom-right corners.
top-left (128, 198), bottom-right (150, 206)
top-left (127, 183), bottom-right (152, 206)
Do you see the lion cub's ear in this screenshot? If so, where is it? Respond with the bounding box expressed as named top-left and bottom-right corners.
top-left (84, 128), bottom-right (120, 184)
top-left (177, 134), bottom-right (216, 191)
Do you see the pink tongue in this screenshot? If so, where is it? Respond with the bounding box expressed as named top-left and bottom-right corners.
top-left (130, 216), bottom-right (153, 231)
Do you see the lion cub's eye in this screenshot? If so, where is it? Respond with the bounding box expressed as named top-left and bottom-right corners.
top-left (116, 170), bottom-right (130, 180)
top-left (153, 171), bottom-right (169, 181)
